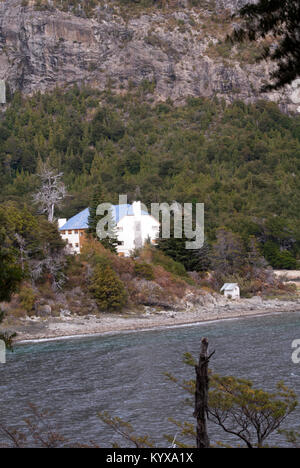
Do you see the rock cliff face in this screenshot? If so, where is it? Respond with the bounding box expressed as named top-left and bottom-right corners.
top-left (0, 0), bottom-right (299, 111)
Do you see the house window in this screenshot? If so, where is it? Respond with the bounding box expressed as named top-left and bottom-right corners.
top-left (74, 230), bottom-right (78, 234)
top-left (68, 230), bottom-right (73, 235)
top-left (80, 232), bottom-right (84, 236)
top-left (75, 243), bottom-right (79, 248)
top-left (61, 230), bottom-right (65, 235)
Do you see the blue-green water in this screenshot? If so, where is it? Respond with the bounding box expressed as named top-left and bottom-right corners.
top-left (1, 312), bottom-right (300, 447)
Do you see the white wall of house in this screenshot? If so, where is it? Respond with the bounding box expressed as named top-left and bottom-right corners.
top-left (59, 202), bottom-right (160, 256)
top-left (116, 202), bottom-right (159, 256)
top-left (60, 230), bottom-right (81, 254)
top-left (116, 212), bottom-right (159, 256)
top-left (223, 286), bottom-right (240, 299)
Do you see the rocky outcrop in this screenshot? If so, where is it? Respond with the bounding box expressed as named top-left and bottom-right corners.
top-left (0, 0), bottom-right (299, 112)
top-left (215, 0), bottom-right (257, 13)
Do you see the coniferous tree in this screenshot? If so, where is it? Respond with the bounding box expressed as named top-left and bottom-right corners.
top-left (157, 215), bottom-right (211, 272)
top-left (99, 207), bottom-right (119, 254)
top-left (0, 212), bottom-right (23, 302)
top-left (88, 184), bottom-right (106, 237)
top-left (231, 0), bottom-right (300, 89)
top-left (89, 264), bottom-right (127, 311)
top-left (190, 241), bottom-right (212, 272)
top-left (0, 236), bottom-right (23, 303)
top-left (88, 184), bottom-right (118, 253)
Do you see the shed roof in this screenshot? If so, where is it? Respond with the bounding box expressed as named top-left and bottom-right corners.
top-left (220, 283), bottom-right (239, 292)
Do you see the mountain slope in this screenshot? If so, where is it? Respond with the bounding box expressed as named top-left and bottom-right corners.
top-left (1, 87), bottom-right (299, 266)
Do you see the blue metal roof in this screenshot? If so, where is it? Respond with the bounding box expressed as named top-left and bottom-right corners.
top-left (59, 204), bottom-right (149, 231)
top-left (59, 207), bottom-right (90, 230)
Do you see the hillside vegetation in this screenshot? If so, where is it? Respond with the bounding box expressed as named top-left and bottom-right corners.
top-left (0, 86), bottom-right (299, 268)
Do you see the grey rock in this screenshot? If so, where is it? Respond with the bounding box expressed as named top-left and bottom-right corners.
top-left (247, 296), bottom-right (263, 304)
top-left (36, 304), bottom-right (52, 317)
top-left (0, 0), bottom-right (298, 113)
top-left (60, 309), bottom-right (72, 318)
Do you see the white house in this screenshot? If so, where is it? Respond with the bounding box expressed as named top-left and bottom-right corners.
top-left (58, 201), bottom-right (160, 256)
top-left (220, 283), bottom-right (240, 299)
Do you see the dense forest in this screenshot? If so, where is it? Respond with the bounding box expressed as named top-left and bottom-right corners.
top-left (0, 85), bottom-right (300, 268)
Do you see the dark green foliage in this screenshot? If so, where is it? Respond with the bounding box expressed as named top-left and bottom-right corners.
top-left (232, 0), bottom-right (300, 89)
top-left (263, 241), bottom-right (299, 269)
top-left (151, 248), bottom-right (188, 278)
top-left (0, 228), bottom-right (23, 302)
top-left (134, 261), bottom-right (155, 280)
top-left (190, 242), bottom-right (212, 272)
top-left (89, 264), bottom-right (128, 311)
top-left (157, 215), bottom-right (212, 272)
top-left (0, 88), bottom-right (299, 267)
top-left (91, 108), bottom-right (125, 143)
top-left (0, 208), bottom-right (24, 301)
top-left (88, 184), bottom-right (119, 253)
top-left (88, 183), bottom-right (106, 236)
top-left (0, 201), bottom-right (65, 290)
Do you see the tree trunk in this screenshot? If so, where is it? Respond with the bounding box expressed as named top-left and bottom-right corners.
top-left (194, 337), bottom-right (211, 448)
top-left (49, 203), bottom-right (54, 223)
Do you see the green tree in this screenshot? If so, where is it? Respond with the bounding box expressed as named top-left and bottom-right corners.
top-left (232, 0), bottom-right (300, 89)
top-left (263, 240), bottom-right (298, 269)
top-left (157, 213), bottom-right (211, 272)
top-left (88, 184), bottom-right (106, 236)
top-left (0, 201), bottom-right (65, 290)
top-left (0, 214), bottom-right (23, 302)
top-left (89, 264), bottom-right (127, 311)
top-left (208, 375), bottom-right (297, 448)
top-left (88, 184), bottom-right (118, 253)
top-left (99, 342), bottom-right (298, 448)
top-left (134, 261), bottom-right (155, 280)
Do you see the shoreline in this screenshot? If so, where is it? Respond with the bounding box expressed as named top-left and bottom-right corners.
top-left (17, 310), bottom-right (290, 345)
top-left (13, 299), bottom-right (300, 345)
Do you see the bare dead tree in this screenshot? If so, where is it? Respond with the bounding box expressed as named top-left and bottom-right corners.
top-left (30, 250), bottom-right (67, 291)
top-left (193, 337), bottom-right (215, 448)
top-left (33, 163), bottom-right (66, 223)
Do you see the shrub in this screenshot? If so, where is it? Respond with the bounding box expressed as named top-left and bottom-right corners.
top-left (134, 262), bottom-right (155, 281)
top-left (89, 265), bottom-right (127, 311)
top-left (152, 249), bottom-right (188, 278)
top-left (263, 241), bottom-right (299, 269)
top-left (19, 286), bottom-right (37, 313)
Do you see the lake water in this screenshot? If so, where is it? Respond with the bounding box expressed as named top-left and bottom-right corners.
top-left (1, 312), bottom-right (300, 447)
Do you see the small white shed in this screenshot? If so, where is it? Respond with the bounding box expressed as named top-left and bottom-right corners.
top-left (220, 283), bottom-right (240, 299)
